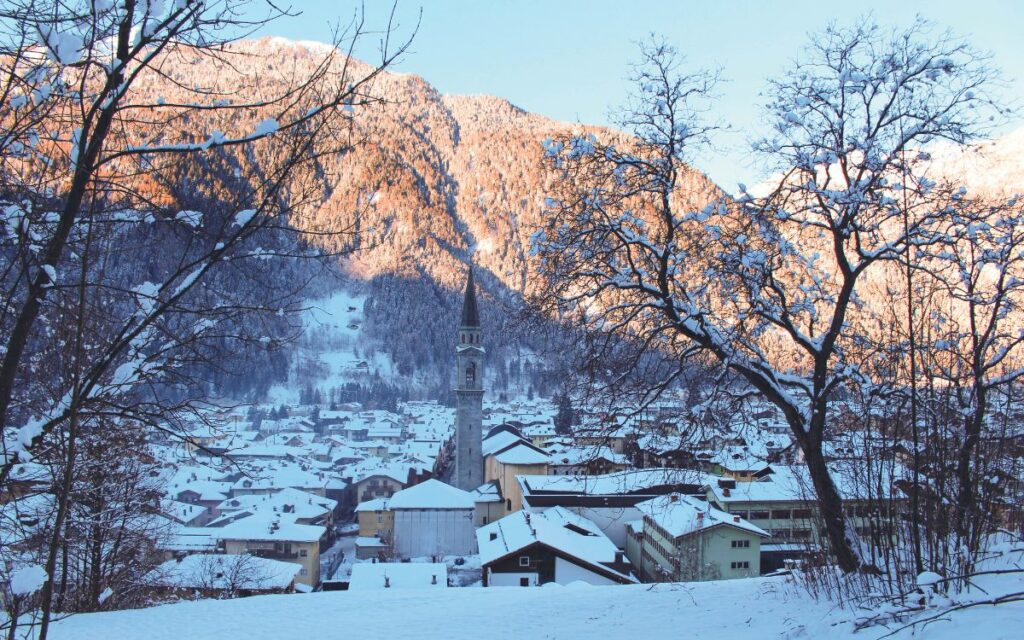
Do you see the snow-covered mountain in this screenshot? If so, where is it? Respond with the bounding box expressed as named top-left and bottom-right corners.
top-left (926, 126), bottom-right (1024, 197)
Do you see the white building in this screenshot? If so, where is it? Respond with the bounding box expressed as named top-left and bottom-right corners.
top-left (389, 479), bottom-right (477, 559)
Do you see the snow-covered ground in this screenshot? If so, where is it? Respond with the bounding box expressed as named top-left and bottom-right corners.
top-left (265, 289), bottom-right (394, 406)
top-left (324, 535), bottom-right (357, 581)
top-left (42, 570), bottom-right (1024, 640)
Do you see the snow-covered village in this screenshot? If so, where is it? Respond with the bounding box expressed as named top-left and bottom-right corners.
top-left (2, 2), bottom-right (1024, 639)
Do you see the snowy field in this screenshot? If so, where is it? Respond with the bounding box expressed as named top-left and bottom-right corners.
top-left (265, 289), bottom-right (394, 406)
top-left (43, 573), bottom-right (1024, 640)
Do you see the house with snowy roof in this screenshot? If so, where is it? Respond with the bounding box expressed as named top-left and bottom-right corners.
top-left (211, 513), bottom-right (326, 589)
top-left (171, 479), bottom-right (233, 518)
top-left (470, 481), bottom-right (504, 526)
top-left (348, 460), bottom-right (430, 504)
top-left (160, 499), bottom-right (211, 527)
top-left (144, 553), bottom-right (300, 598)
top-left (158, 526), bottom-right (218, 559)
top-left (477, 506), bottom-right (637, 587)
top-left (213, 487), bottom-right (337, 528)
top-left (702, 464), bottom-right (906, 572)
top-left (544, 444), bottom-right (628, 476)
top-left (389, 479), bottom-right (477, 559)
top-left (354, 497), bottom-right (393, 559)
top-left (517, 468), bottom-right (712, 547)
top-left (481, 426), bottom-right (550, 516)
top-left (628, 494), bottom-right (768, 582)
top-left (230, 463), bottom-right (345, 498)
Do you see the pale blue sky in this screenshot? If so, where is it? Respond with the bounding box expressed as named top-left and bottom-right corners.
top-left (257, 1), bottom-right (1024, 189)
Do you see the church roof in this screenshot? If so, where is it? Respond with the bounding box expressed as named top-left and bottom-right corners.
top-left (460, 267), bottom-right (480, 328)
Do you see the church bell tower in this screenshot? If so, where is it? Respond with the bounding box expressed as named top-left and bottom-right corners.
top-left (454, 267), bottom-right (484, 491)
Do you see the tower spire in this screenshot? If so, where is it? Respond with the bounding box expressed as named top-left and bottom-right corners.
top-left (461, 266), bottom-right (480, 328)
top-left (453, 265), bottom-right (484, 491)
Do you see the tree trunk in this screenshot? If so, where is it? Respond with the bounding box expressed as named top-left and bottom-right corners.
top-left (803, 446), bottom-right (861, 573)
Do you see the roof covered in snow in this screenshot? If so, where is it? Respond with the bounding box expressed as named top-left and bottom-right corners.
top-left (348, 562), bottom-right (448, 590)
top-left (388, 479), bottom-right (474, 510)
top-left (146, 554), bottom-right (299, 591)
top-left (636, 494), bottom-right (768, 539)
top-left (476, 508), bottom-right (636, 583)
top-left (212, 512), bottom-right (325, 543)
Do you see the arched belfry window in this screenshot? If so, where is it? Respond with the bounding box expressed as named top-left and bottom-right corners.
top-left (466, 362), bottom-right (476, 386)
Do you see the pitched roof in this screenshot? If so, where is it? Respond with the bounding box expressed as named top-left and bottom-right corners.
top-left (476, 509), bottom-right (636, 583)
top-left (636, 494), bottom-right (768, 538)
top-left (460, 267), bottom-right (480, 328)
top-left (146, 554), bottom-right (299, 591)
top-left (388, 479), bottom-right (474, 510)
top-left (213, 512), bottom-right (325, 543)
top-left (355, 497), bottom-right (390, 512)
top-left (494, 443), bottom-right (550, 465)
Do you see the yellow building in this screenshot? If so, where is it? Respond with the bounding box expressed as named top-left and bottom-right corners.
top-left (355, 497), bottom-right (393, 539)
top-left (215, 514), bottom-right (325, 589)
top-left (484, 444), bottom-right (549, 515)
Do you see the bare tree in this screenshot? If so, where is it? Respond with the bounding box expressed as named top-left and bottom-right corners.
top-left (0, 1), bottom-right (415, 636)
top-left (532, 21), bottom-right (1002, 574)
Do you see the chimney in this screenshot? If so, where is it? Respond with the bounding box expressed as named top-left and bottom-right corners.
top-left (384, 576), bottom-right (390, 588)
top-left (733, 515), bottom-right (740, 523)
top-left (432, 574), bottom-right (438, 585)
top-left (670, 494), bottom-right (678, 503)
top-left (723, 488), bottom-right (731, 497)
top-left (696, 511), bottom-right (704, 522)
top-left (489, 532), bottom-right (498, 541)
top-left (614, 551), bottom-right (624, 564)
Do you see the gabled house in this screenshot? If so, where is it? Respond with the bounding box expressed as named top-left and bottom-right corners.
top-left (212, 513), bottom-right (325, 589)
top-left (481, 427), bottom-right (549, 515)
top-left (629, 494), bottom-right (768, 582)
top-left (477, 507), bottom-right (637, 587)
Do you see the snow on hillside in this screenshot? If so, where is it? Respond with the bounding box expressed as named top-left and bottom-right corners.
top-left (265, 289), bottom-right (395, 405)
top-left (43, 574), bottom-right (1024, 640)
top-left (926, 126), bottom-right (1024, 197)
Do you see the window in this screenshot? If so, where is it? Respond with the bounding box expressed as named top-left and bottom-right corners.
top-left (299, 568), bottom-right (308, 576)
top-left (749, 510), bottom-right (770, 520)
top-left (300, 549), bottom-right (308, 557)
top-left (791, 508), bottom-right (812, 519)
top-left (771, 509), bottom-right (791, 520)
top-left (730, 561), bottom-right (750, 570)
top-left (519, 556), bottom-right (530, 567)
top-left (466, 362), bottom-right (476, 385)
top-left (730, 539), bottom-right (750, 548)
top-left (377, 514), bottom-right (383, 524)
top-left (519, 577), bottom-right (530, 587)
